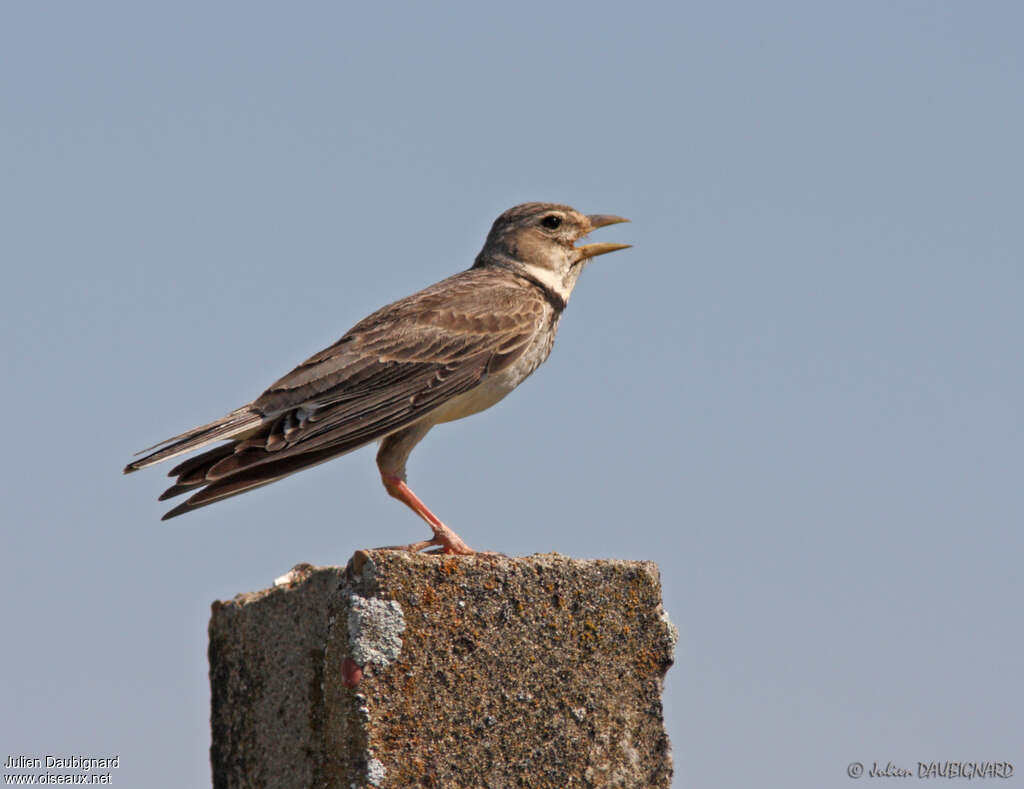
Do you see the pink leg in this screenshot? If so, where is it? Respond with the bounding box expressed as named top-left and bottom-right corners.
top-left (379, 472), bottom-right (475, 555)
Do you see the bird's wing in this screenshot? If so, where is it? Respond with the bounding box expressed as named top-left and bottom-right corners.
top-left (153, 270), bottom-right (550, 517)
top-left (247, 271), bottom-right (546, 450)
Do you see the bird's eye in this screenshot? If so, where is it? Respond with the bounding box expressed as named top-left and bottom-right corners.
top-left (540, 214), bottom-right (563, 229)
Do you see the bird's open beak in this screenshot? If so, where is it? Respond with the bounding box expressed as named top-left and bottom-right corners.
top-left (573, 214), bottom-right (631, 262)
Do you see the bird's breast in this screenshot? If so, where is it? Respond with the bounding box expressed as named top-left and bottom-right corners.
top-left (428, 320), bottom-right (559, 426)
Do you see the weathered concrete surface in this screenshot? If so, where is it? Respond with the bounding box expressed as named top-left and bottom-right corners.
top-left (209, 563), bottom-right (345, 789)
top-left (210, 551), bottom-right (677, 788)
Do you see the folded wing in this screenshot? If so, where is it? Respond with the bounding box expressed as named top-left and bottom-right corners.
top-left (125, 269), bottom-right (547, 519)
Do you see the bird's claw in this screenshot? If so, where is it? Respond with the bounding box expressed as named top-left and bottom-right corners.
top-left (375, 531), bottom-right (475, 555)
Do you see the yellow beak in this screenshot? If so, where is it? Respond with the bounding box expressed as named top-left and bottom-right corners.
top-left (573, 214), bottom-right (631, 262)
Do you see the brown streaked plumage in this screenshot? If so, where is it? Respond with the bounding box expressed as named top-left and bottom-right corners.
top-left (125, 202), bottom-right (630, 554)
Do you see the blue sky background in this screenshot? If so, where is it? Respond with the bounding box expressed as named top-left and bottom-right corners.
top-left (2, 3), bottom-right (1022, 786)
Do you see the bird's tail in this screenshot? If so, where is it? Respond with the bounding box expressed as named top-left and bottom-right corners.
top-left (123, 407), bottom-right (264, 473)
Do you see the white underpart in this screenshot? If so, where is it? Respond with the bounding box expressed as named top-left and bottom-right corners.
top-left (518, 261), bottom-right (577, 304)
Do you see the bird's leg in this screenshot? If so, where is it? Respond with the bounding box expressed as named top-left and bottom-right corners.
top-left (375, 425), bottom-right (476, 555)
top-left (378, 472), bottom-right (475, 555)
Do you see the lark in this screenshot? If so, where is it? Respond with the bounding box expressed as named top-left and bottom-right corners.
top-left (125, 203), bottom-right (630, 554)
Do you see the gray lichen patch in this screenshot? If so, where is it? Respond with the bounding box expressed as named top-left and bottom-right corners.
top-left (365, 757), bottom-right (386, 786)
top-left (659, 607), bottom-right (679, 652)
top-left (347, 595), bottom-right (405, 667)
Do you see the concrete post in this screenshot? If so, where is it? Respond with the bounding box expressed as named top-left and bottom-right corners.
top-left (209, 551), bottom-right (677, 788)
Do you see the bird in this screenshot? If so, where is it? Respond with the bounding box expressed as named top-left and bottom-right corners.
top-left (125, 202), bottom-right (630, 554)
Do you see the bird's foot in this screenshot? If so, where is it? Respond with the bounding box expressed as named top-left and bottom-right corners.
top-left (377, 518), bottom-right (481, 554)
top-left (378, 472), bottom-right (479, 554)
top-left (377, 530), bottom-right (475, 556)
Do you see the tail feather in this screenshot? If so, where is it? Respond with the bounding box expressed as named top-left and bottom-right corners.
top-left (160, 443), bottom-right (352, 520)
top-left (158, 483), bottom-right (201, 502)
top-left (158, 447), bottom-right (242, 501)
top-left (123, 407), bottom-right (264, 474)
top-left (168, 444), bottom-right (237, 480)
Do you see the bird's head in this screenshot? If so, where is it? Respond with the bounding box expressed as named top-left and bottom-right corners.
top-left (474, 202), bottom-right (630, 306)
